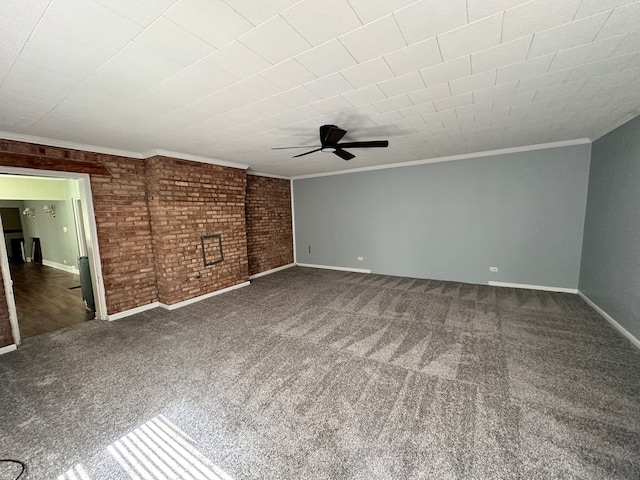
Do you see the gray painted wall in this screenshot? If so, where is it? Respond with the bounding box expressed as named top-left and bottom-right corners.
top-left (580, 116), bottom-right (640, 340)
top-left (294, 144), bottom-right (591, 288)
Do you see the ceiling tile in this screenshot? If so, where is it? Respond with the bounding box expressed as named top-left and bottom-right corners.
top-left (399, 101), bottom-right (437, 118)
top-left (496, 53), bottom-right (554, 84)
top-left (383, 38), bottom-right (442, 76)
top-left (472, 82), bottom-right (517, 103)
top-left (240, 15), bottom-right (312, 64)
top-left (83, 42), bottom-right (184, 100)
top-left (0, 45), bottom-right (19, 83)
top-left (29, 0), bottom-right (143, 51)
top-left (339, 15), bottom-right (406, 63)
top-left (492, 90), bottom-right (536, 108)
top-left (434, 92), bottom-right (473, 111)
top-left (438, 13), bottom-right (504, 62)
top-left (373, 94), bottom-right (413, 113)
top-left (295, 40), bottom-right (357, 78)
top-left (394, 0), bottom-right (467, 45)
top-left (205, 41), bottom-right (272, 78)
top-left (532, 80), bottom-right (588, 101)
top-left (310, 95), bottom-right (353, 114)
top-left (305, 73), bottom-right (354, 98)
top-left (346, 0), bottom-right (416, 25)
top-left (135, 17), bottom-right (215, 66)
top-left (549, 35), bottom-right (625, 71)
top-left (597, 2), bottom-right (640, 40)
top-left (5, 62), bottom-right (78, 94)
top-left (178, 60), bottom-right (238, 92)
top-left (502, 0), bottom-right (582, 42)
top-left (471, 36), bottom-right (532, 73)
top-left (227, 75), bottom-right (283, 102)
top-left (611, 30), bottom-right (640, 56)
top-left (516, 70), bottom-right (572, 92)
top-left (260, 59), bottom-right (317, 90)
top-left (341, 58), bottom-right (394, 88)
top-left (449, 70), bottom-right (496, 95)
top-left (222, 0), bottom-right (299, 26)
top-left (565, 53), bottom-right (636, 83)
top-left (408, 83), bottom-right (451, 104)
top-left (165, 0), bottom-right (253, 48)
top-left (272, 86), bottom-right (321, 108)
top-left (341, 85), bottom-right (387, 106)
top-left (377, 72), bottom-right (424, 97)
top-left (574, 0), bottom-right (636, 19)
top-left (528, 12), bottom-right (609, 58)
top-left (0, 0), bottom-right (51, 51)
top-left (420, 56), bottom-right (471, 86)
top-left (281, 0), bottom-right (361, 46)
top-left (467, 0), bottom-right (531, 23)
top-left (18, 36), bottom-right (117, 81)
top-left (93, 0), bottom-right (178, 27)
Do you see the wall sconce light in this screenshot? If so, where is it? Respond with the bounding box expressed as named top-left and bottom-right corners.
top-left (22, 207), bottom-right (36, 219)
top-left (43, 204), bottom-right (56, 217)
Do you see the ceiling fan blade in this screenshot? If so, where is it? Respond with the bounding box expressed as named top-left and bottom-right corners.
top-left (271, 145), bottom-right (320, 150)
top-left (323, 126), bottom-right (347, 145)
top-left (333, 149), bottom-right (355, 161)
top-left (292, 148), bottom-right (323, 158)
top-left (336, 140), bottom-right (389, 149)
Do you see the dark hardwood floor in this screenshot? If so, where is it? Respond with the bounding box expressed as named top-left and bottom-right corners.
top-left (9, 262), bottom-right (94, 339)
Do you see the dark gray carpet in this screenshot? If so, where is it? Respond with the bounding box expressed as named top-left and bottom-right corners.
top-left (1, 266), bottom-right (639, 479)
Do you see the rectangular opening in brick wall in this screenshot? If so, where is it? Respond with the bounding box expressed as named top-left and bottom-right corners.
top-left (201, 234), bottom-right (224, 267)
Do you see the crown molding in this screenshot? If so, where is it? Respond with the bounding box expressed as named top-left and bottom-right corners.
top-left (247, 171), bottom-right (291, 180)
top-left (291, 138), bottom-right (592, 180)
top-left (142, 149), bottom-right (249, 170)
top-left (0, 131), bottom-right (145, 159)
top-left (0, 132), bottom-right (249, 170)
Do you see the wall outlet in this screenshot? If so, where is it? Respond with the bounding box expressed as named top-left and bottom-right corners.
top-left (489, 266), bottom-right (498, 272)
top-left (63, 226), bottom-right (68, 233)
top-left (357, 256), bottom-right (364, 261)
top-left (63, 260), bottom-right (67, 264)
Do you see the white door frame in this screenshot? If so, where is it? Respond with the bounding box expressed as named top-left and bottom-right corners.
top-left (0, 167), bottom-right (109, 345)
top-left (0, 213), bottom-right (20, 345)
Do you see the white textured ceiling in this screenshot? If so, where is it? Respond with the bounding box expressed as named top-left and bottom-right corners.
top-left (2, 0), bottom-right (640, 177)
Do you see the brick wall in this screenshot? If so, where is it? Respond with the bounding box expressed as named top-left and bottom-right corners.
top-left (0, 267), bottom-right (11, 347)
top-left (0, 140), bottom-right (294, 346)
top-left (246, 175), bottom-right (294, 276)
top-left (146, 156), bottom-right (249, 305)
top-left (0, 140), bottom-right (158, 323)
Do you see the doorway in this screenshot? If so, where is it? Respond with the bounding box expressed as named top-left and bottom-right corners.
top-left (0, 168), bottom-right (107, 346)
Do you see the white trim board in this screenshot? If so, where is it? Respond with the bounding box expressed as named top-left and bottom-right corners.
top-left (247, 171), bottom-right (290, 180)
top-left (291, 139), bottom-right (591, 180)
top-left (0, 344), bottom-right (17, 355)
top-left (578, 291), bottom-right (640, 350)
top-left (42, 259), bottom-right (79, 274)
top-left (108, 302), bottom-right (161, 321)
top-left (249, 263), bottom-right (295, 280)
top-left (159, 281), bottom-right (250, 310)
top-left (296, 263), bottom-right (371, 274)
top-left (488, 281), bottom-right (578, 294)
top-left (143, 149), bottom-right (249, 170)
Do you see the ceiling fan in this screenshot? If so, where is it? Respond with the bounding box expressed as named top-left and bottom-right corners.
top-left (272, 124), bottom-right (389, 160)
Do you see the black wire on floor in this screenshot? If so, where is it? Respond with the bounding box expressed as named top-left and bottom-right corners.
top-left (0, 459), bottom-right (26, 480)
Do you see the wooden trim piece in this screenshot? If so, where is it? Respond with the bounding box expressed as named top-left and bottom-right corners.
top-left (0, 152), bottom-right (111, 176)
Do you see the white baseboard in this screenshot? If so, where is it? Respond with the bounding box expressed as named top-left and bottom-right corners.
top-left (108, 302), bottom-right (161, 321)
top-left (159, 281), bottom-right (251, 310)
top-left (249, 263), bottom-right (295, 279)
top-left (42, 259), bottom-right (79, 274)
top-left (488, 281), bottom-right (578, 294)
top-left (578, 291), bottom-right (640, 350)
top-left (296, 263), bottom-right (372, 274)
top-left (0, 344), bottom-right (17, 355)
